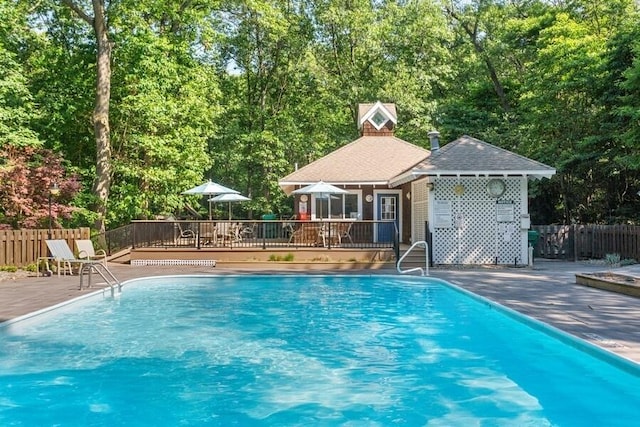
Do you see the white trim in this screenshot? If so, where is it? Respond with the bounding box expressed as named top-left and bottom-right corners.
top-left (359, 101), bottom-right (398, 129)
top-left (281, 180), bottom-right (389, 186)
top-left (389, 169), bottom-right (555, 187)
top-left (410, 170), bottom-right (556, 178)
top-left (519, 177), bottom-right (530, 263)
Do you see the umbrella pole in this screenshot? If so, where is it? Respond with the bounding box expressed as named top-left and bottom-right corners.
top-left (228, 202), bottom-right (232, 220)
top-left (209, 200), bottom-right (212, 220)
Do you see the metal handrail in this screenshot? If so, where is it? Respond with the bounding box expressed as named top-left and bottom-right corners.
top-left (397, 240), bottom-right (429, 276)
top-left (79, 262), bottom-right (122, 296)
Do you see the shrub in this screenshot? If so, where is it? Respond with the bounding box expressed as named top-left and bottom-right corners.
top-left (605, 253), bottom-right (621, 267)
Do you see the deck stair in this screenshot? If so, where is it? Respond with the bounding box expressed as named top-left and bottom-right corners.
top-left (398, 246), bottom-right (427, 268)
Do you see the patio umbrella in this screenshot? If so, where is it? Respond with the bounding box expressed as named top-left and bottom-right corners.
top-left (208, 193), bottom-right (251, 220)
top-left (182, 180), bottom-right (240, 220)
top-left (292, 181), bottom-right (348, 219)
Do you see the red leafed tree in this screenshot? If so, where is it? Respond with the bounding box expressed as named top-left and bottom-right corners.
top-left (0, 146), bottom-right (80, 229)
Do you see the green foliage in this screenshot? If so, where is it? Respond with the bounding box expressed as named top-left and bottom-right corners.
top-left (0, 265), bottom-right (18, 273)
top-left (268, 253), bottom-right (294, 261)
top-left (0, 146), bottom-right (80, 229)
top-left (0, 1), bottom-right (43, 150)
top-left (605, 253), bottom-right (621, 267)
top-left (0, 0), bottom-right (639, 229)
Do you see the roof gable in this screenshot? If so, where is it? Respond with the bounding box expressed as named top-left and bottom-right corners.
top-left (279, 135), bottom-right (430, 194)
top-left (397, 135), bottom-right (555, 181)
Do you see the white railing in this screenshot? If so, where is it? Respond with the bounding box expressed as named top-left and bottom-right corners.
top-left (397, 241), bottom-right (429, 276)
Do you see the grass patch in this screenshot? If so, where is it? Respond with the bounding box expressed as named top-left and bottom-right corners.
top-left (268, 253), bottom-right (295, 262)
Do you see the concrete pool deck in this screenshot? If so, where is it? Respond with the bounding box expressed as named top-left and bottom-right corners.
top-left (2, 259), bottom-right (640, 364)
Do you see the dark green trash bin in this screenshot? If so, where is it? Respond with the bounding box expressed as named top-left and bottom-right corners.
top-left (527, 230), bottom-right (539, 247)
top-left (261, 214), bottom-right (278, 238)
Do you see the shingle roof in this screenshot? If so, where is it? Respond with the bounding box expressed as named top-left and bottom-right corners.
top-left (390, 135), bottom-right (555, 184)
top-left (279, 136), bottom-right (430, 195)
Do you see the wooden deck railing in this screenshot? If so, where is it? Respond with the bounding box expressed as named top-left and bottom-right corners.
top-left (130, 219), bottom-right (398, 251)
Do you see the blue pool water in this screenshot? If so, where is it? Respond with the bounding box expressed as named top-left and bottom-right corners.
top-left (1, 275), bottom-right (640, 426)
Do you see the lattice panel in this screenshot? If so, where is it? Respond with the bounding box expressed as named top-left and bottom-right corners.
top-left (431, 177), bottom-right (527, 264)
top-left (131, 259), bottom-right (217, 267)
top-left (411, 180), bottom-right (429, 243)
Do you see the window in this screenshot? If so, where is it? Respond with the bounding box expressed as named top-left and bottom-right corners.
top-left (344, 194), bottom-right (358, 218)
top-left (381, 196), bottom-right (396, 220)
top-left (314, 192), bottom-right (361, 219)
top-left (370, 110), bottom-right (388, 129)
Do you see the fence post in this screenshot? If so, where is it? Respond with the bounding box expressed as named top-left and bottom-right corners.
top-left (571, 224), bottom-right (579, 262)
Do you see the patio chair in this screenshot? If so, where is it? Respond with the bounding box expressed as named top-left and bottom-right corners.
top-left (167, 215), bottom-right (196, 245)
top-left (290, 223), bottom-right (323, 246)
top-left (216, 222), bottom-right (241, 245)
top-left (339, 222), bottom-right (354, 244)
top-left (318, 223), bottom-right (341, 247)
top-left (43, 240), bottom-right (101, 277)
top-left (75, 239), bottom-right (107, 265)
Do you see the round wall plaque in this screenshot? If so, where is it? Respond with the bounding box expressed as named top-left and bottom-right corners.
top-left (299, 194), bottom-right (308, 202)
top-left (487, 179), bottom-right (506, 198)
top-left (365, 194), bottom-right (373, 202)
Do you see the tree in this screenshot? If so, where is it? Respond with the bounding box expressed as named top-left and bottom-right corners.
top-left (212, 0), bottom-right (318, 216)
top-left (0, 146), bottom-right (80, 229)
top-left (60, 0), bottom-right (113, 236)
top-left (0, 1), bottom-right (43, 150)
top-left (108, 26), bottom-right (221, 223)
top-left (312, 0), bottom-right (452, 144)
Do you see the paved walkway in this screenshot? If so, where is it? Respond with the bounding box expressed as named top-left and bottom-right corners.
top-left (2, 260), bottom-right (640, 364)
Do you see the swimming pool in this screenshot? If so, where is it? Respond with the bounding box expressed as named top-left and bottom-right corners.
top-left (1, 274), bottom-right (639, 426)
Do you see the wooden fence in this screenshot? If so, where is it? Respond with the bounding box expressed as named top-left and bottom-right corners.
top-left (532, 224), bottom-right (640, 261)
top-left (0, 228), bottom-right (90, 268)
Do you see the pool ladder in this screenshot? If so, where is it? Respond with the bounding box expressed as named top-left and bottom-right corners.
top-left (397, 241), bottom-right (429, 276)
top-left (79, 262), bottom-right (122, 297)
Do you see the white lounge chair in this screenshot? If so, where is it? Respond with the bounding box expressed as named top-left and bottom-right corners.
top-left (75, 239), bottom-right (107, 265)
top-left (42, 240), bottom-right (101, 277)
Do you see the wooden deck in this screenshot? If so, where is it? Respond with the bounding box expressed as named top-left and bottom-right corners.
top-left (128, 245), bottom-right (397, 270)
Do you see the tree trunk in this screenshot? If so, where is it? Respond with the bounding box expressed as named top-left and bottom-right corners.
top-left (92, 0), bottom-right (112, 237)
top-left (63, 0), bottom-right (113, 240)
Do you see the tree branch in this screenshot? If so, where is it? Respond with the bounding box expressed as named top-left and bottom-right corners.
top-left (61, 0), bottom-right (93, 25)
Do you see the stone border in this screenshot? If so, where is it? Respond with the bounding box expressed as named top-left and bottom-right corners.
top-left (575, 272), bottom-right (640, 298)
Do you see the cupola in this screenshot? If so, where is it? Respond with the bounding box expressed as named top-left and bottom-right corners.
top-left (357, 101), bottom-right (397, 136)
